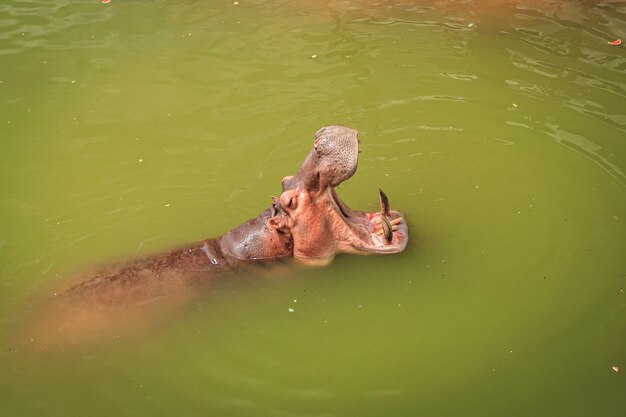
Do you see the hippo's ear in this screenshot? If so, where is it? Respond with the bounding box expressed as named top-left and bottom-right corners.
top-left (281, 176), bottom-right (294, 192)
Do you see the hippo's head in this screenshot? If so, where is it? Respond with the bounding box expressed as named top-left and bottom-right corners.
top-left (274, 126), bottom-right (408, 265)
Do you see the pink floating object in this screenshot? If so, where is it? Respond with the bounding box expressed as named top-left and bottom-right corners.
top-left (102, 0), bottom-right (111, 4)
top-left (608, 39), bottom-right (622, 45)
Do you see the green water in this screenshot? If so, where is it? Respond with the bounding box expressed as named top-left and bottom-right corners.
top-left (1, 0), bottom-right (625, 415)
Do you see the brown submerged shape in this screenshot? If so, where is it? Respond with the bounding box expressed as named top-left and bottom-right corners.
top-left (23, 126), bottom-right (408, 348)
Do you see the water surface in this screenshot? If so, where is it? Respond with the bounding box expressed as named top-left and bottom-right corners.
top-left (1, 1), bottom-right (625, 416)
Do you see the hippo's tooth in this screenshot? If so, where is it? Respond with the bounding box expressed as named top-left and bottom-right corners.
top-left (378, 189), bottom-right (390, 217)
top-left (390, 217), bottom-right (403, 226)
top-left (376, 224), bottom-right (399, 235)
top-left (372, 216), bottom-right (402, 226)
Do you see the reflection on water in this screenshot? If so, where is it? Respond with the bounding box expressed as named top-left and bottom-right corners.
top-left (0, 1), bottom-right (625, 416)
top-left (545, 121), bottom-right (626, 185)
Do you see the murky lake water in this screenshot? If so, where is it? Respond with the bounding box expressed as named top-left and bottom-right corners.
top-left (1, 0), bottom-right (625, 415)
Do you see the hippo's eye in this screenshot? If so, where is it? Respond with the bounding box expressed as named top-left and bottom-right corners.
top-left (280, 191), bottom-right (299, 211)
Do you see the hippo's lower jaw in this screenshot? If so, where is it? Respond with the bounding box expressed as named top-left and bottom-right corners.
top-left (328, 188), bottom-right (408, 256)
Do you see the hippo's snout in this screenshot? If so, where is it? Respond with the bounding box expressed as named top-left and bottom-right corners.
top-left (312, 126), bottom-right (359, 188)
top-left (290, 126), bottom-right (359, 192)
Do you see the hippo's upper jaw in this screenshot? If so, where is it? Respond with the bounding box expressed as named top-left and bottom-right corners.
top-left (278, 126), bottom-right (409, 265)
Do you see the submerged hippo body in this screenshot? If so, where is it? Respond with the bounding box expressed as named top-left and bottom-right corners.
top-left (26, 126), bottom-right (408, 347)
top-left (64, 206), bottom-right (294, 304)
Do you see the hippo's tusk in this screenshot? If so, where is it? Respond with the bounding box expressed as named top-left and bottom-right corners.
top-left (380, 214), bottom-right (393, 244)
top-left (377, 189), bottom-right (395, 244)
top-left (378, 189), bottom-right (390, 217)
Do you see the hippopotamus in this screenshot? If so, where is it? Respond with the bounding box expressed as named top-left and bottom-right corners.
top-left (64, 125), bottom-right (408, 302)
top-left (23, 126), bottom-right (408, 347)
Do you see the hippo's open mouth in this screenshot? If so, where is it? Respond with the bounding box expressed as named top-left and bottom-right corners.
top-left (328, 186), bottom-right (408, 255)
top-left (277, 126), bottom-right (409, 263)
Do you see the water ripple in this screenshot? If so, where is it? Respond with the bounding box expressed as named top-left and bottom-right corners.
top-left (0, 0), bottom-right (114, 55)
top-left (545, 121), bottom-right (626, 186)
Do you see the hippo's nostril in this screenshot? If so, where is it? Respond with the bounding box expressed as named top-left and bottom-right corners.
top-left (313, 138), bottom-right (323, 156)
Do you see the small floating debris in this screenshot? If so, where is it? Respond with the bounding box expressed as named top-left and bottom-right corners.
top-left (233, 1), bottom-right (239, 5)
top-left (288, 308), bottom-right (295, 313)
top-left (310, 54), bottom-right (317, 59)
top-left (164, 203), bottom-right (170, 207)
top-left (612, 366), bottom-right (620, 373)
top-left (608, 39), bottom-right (622, 45)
